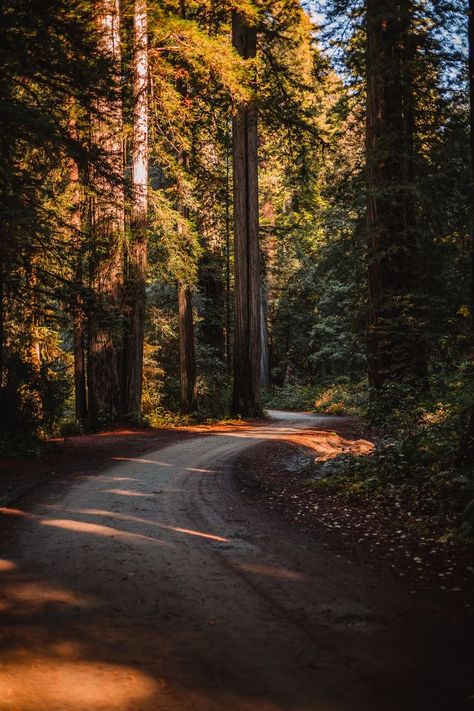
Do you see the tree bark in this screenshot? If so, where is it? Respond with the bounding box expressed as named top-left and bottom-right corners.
top-left (67, 121), bottom-right (88, 426)
top-left (469, 0), bottom-right (474, 334)
top-left (225, 131), bottom-right (232, 374)
top-left (88, 0), bottom-right (125, 427)
top-left (0, 250), bottom-right (4, 396)
top-left (231, 10), bottom-right (262, 418)
top-left (72, 237), bottom-right (88, 425)
top-left (366, 0), bottom-right (425, 393)
top-left (176, 0), bottom-right (197, 415)
top-left (178, 280), bottom-right (197, 413)
top-left (260, 276), bottom-right (270, 389)
top-left (457, 0), bottom-right (474, 463)
top-left (122, 0), bottom-right (148, 421)
top-left (73, 292), bottom-right (88, 425)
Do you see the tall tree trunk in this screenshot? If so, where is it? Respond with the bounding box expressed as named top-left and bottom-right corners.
top-left (68, 119), bottom-right (88, 425)
top-left (469, 0), bottom-right (474, 351)
top-left (122, 0), bottom-right (148, 421)
top-left (88, 0), bottom-right (125, 427)
top-left (225, 129), bottom-right (232, 374)
top-left (176, 0), bottom-right (197, 414)
top-left (178, 280), bottom-right (197, 413)
top-left (458, 0), bottom-right (474, 463)
top-left (72, 222), bottom-right (88, 426)
top-left (73, 305), bottom-right (87, 424)
top-left (366, 0), bottom-right (425, 394)
top-left (0, 250), bottom-right (4, 397)
top-left (231, 11), bottom-right (262, 418)
top-left (260, 279), bottom-right (270, 389)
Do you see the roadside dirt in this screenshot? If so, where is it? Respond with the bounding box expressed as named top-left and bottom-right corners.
top-left (235, 438), bottom-right (474, 607)
top-left (0, 411), bottom-right (472, 711)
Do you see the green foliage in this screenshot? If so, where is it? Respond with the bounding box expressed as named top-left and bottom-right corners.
top-left (0, 352), bottom-right (70, 456)
top-left (263, 384), bottom-right (318, 411)
top-left (313, 380), bottom-right (368, 416)
top-left (310, 380), bottom-right (474, 535)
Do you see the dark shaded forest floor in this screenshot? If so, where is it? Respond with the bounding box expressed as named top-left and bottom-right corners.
top-left (235, 434), bottom-right (474, 609)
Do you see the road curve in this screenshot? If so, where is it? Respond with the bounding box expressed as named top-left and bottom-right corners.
top-left (0, 411), bottom-right (471, 711)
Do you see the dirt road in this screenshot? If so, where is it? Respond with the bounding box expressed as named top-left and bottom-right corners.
top-left (0, 411), bottom-right (472, 711)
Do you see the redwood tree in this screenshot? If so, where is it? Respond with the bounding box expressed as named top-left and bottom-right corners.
top-left (176, 0), bottom-right (197, 414)
top-left (87, 0), bottom-right (125, 426)
top-left (231, 10), bottom-right (262, 418)
top-left (122, 0), bottom-right (148, 421)
top-left (366, 0), bottom-right (426, 393)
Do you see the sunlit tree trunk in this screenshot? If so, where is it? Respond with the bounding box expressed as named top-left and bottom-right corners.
top-left (73, 272), bottom-right (88, 425)
top-left (366, 0), bottom-right (425, 393)
top-left (122, 0), bottom-right (148, 421)
top-left (178, 279), bottom-right (197, 413)
top-left (88, 0), bottom-right (125, 427)
top-left (70, 153), bottom-right (88, 425)
top-left (231, 10), bottom-right (262, 418)
top-left (176, 0), bottom-right (197, 414)
top-left (260, 281), bottom-right (270, 389)
top-left (225, 132), bottom-right (232, 374)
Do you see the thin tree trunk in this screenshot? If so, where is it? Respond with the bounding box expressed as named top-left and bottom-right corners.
top-left (457, 0), bottom-right (474, 463)
top-left (72, 241), bottom-right (88, 425)
top-left (178, 280), bottom-right (197, 413)
top-left (225, 127), bottom-right (232, 374)
top-left (88, 0), bottom-right (125, 427)
top-left (260, 278), bottom-right (270, 389)
top-left (68, 121), bottom-right (88, 425)
top-left (73, 299), bottom-right (88, 424)
top-left (122, 0), bottom-right (148, 421)
top-left (469, 0), bottom-right (474, 335)
top-left (231, 10), bottom-right (261, 418)
top-left (176, 0), bottom-right (197, 414)
top-left (0, 251), bottom-right (4, 395)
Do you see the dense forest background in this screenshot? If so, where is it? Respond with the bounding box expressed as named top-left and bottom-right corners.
top-left (1, 0), bottom-right (473, 532)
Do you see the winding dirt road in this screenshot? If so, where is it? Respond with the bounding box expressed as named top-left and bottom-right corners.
top-left (0, 411), bottom-right (472, 711)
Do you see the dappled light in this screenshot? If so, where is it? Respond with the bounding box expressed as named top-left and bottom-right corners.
top-left (0, 412), bottom-right (471, 711)
top-left (40, 518), bottom-right (166, 545)
top-left (0, 656), bottom-right (160, 711)
top-left (1, 0), bottom-right (472, 706)
top-left (236, 562), bottom-right (309, 582)
top-left (104, 488), bottom-right (153, 497)
top-left (0, 507), bottom-right (34, 519)
top-left (0, 579), bottom-right (97, 615)
top-left (0, 558), bottom-right (18, 572)
top-left (210, 422), bottom-right (374, 462)
top-left (111, 457), bottom-right (173, 467)
top-left (73, 508), bottom-right (230, 543)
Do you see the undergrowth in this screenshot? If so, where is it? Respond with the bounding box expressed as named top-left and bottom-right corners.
top-left (309, 379), bottom-right (474, 537)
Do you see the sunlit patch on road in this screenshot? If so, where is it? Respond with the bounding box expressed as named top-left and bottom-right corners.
top-left (0, 656), bottom-right (159, 711)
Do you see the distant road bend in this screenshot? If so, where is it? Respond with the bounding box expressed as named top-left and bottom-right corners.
top-left (0, 410), bottom-right (472, 711)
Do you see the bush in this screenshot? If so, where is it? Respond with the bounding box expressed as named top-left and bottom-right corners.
top-left (0, 352), bottom-right (70, 456)
top-left (263, 384), bottom-right (318, 411)
top-left (313, 379), bottom-right (368, 416)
